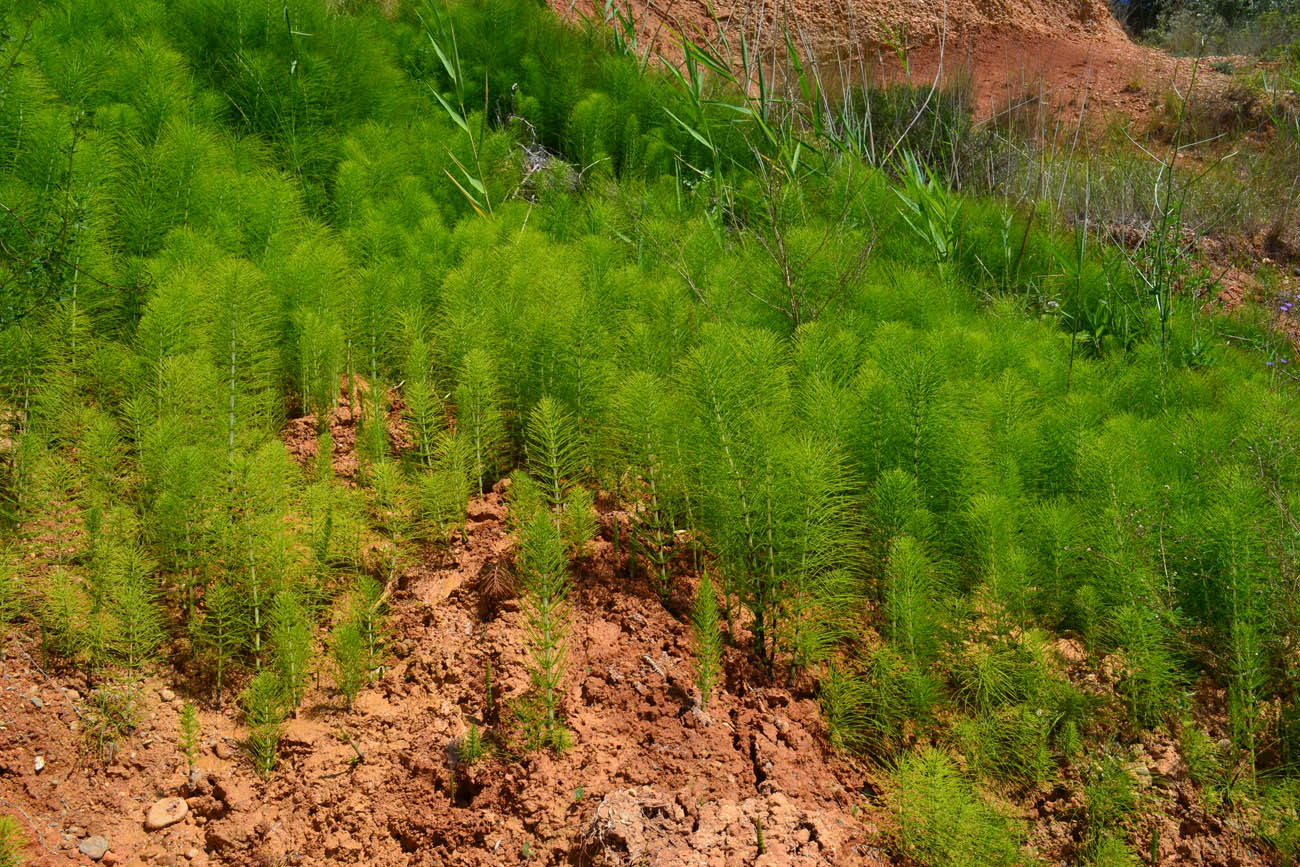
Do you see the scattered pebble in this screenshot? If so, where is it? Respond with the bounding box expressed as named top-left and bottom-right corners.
top-left (214, 740), bottom-right (234, 760)
top-left (34, 755), bottom-right (44, 773)
top-left (78, 835), bottom-right (109, 861)
top-left (30, 696), bottom-right (43, 708)
top-left (65, 688), bottom-right (81, 702)
top-left (160, 688), bottom-right (176, 702)
top-left (145, 796), bottom-right (190, 831)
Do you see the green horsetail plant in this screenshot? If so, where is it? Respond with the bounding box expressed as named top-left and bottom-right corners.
top-left (891, 748), bottom-right (1027, 867)
top-left (0, 560), bottom-right (21, 639)
top-left (681, 326), bottom-right (791, 665)
top-left (105, 547), bottom-right (165, 676)
top-left (883, 535), bottom-right (945, 669)
top-left (192, 580), bottom-right (246, 707)
top-left (0, 813), bottom-right (25, 867)
top-left (1110, 602), bottom-right (1181, 731)
top-left (526, 396), bottom-right (596, 554)
top-left (413, 431), bottom-right (472, 543)
top-left (201, 259), bottom-right (278, 483)
top-left (613, 371), bottom-right (681, 601)
top-left (1207, 467), bottom-right (1272, 780)
top-left (37, 568), bottom-right (90, 666)
top-left (966, 493), bottom-right (1032, 644)
top-left (331, 616), bottom-right (367, 710)
top-left (515, 502), bottom-right (571, 752)
top-left (401, 312), bottom-right (444, 468)
top-left (270, 591), bottom-right (312, 713)
top-left (148, 441), bottom-right (216, 623)
top-left (178, 701), bottom-right (201, 790)
top-left (455, 348), bottom-right (505, 496)
top-left (353, 576), bottom-right (388, 682)
top-left (526, 396), bottom-right (583, 514)
top-left (459, 722), bottom-right (485, 765)
top-left (226, 442), bottom-right (296, 671)
top-left (314, 430), bottom-right (334, 482)
top-left (242, 670), bottom-right (286, 779)
top-left (866, 468), bottom-right (934, 590)
top-left (358, 386), bottom-right (391, 473)
top-left (691, 571), bottom-right (723, 711)
top-left (770, 434), bottom-right (859, 675)
top-left (296, 308), bottom-right (343, 424)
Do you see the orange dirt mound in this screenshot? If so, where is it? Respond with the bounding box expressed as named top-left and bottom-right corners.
top-left (555, 0), bottom-right (1229, 125)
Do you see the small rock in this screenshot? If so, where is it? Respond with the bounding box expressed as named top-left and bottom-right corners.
top-left (186, 848), bottom-right (200, 861)
top-left (214, 740), bottom-right (234, 760)
top-left (65, 688), bottom-right (81, 702)
top-left (78, 835), bottom-right (109, 861)
top-left (30, 696), bottom-right (43, 708)
top-left (159, 688), bottom-right (176, 702)
top-left (1126, 762), bottom-right (1152, 789)
top-left (34, 755), bottom-right (44, 773)
top-left (1216, 738), bottom-right (1232, 752)
top-left (145, 796), bottom-right (190, 831)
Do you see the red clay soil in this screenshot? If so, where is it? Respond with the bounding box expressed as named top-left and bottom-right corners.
top-left (556, 0), bottom-right (1234, 124)
top-left (0, 489), bottom-right (887, 866)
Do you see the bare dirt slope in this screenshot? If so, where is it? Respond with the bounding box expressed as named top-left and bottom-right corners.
top-left (0, 490), bottom-right (884, 866)
top-left (559, 0), bottom-right (1226, 123)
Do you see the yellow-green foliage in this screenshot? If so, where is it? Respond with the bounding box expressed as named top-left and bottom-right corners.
top-left (0, 0), bottom-right (1298, 844)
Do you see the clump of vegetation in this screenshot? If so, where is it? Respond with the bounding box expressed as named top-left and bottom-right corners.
top-left (178, 701), bottom-right (201, 789)
top-left (83, 685), bottom-right (145, 764)
top-left (242, 671), bottom-right (287, 779)
top-left (891, 749), bottom-right (1027, 867)
top-left (459, 722), bottom-right (486, 765)
top-left (691, 572), bottom-right (723, 711)
top-left (0, 815), bottom-right (25, 867)
top-left (0, 0), bottom-right (1299, 855)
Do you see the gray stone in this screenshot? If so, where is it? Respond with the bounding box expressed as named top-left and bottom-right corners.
top-left (78, 836), bottom-right (109, 861)
top-left (30, 696), bottom-right (43, 708)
